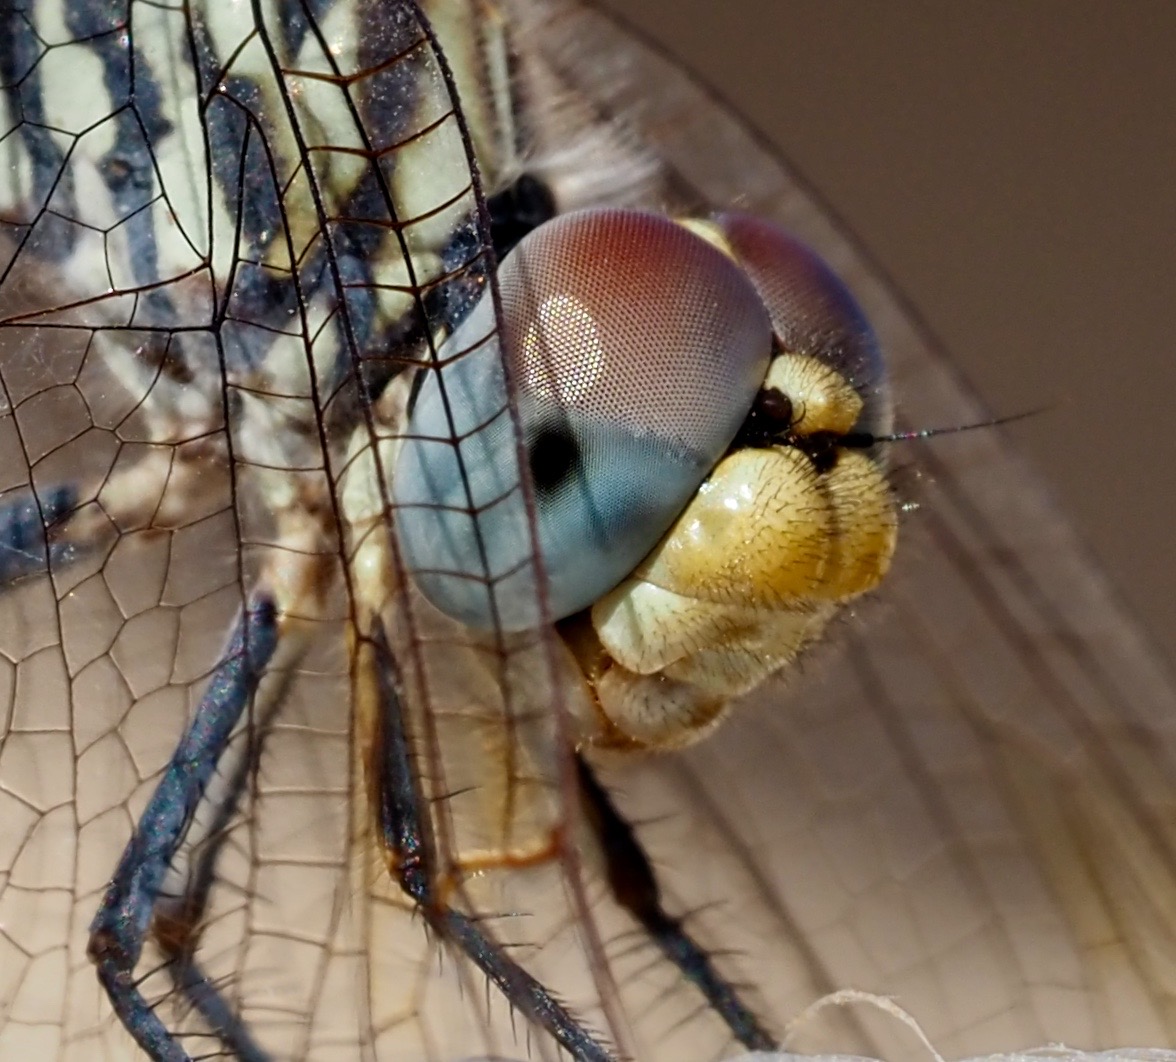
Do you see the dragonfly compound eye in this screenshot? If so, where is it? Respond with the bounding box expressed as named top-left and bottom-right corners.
top-left (392, 208), bottom-right (773, 631)
top-left (709, 212), bottom-right (891, 438)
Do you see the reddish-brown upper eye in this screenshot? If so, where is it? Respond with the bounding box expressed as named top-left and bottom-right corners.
top-left (499, 209), bottom-right (773, 464)
top-left (394, 208), bottom-right (773, 629)
top-left (716, 212), bottom-right (889, 435)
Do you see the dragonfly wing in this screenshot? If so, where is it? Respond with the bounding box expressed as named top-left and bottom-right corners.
top-left (3, 0), bottom-right (1175, 1060)
top-left (511, 1), bottom-right (1176, 1057)
top-left (2, 1), bottom-right (623, 1058)
top-left (0, 1), bottom-right (533, 1058)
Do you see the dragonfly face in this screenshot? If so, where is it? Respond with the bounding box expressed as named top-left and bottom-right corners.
top-left (1, 2), bottom-right (1173, 1062)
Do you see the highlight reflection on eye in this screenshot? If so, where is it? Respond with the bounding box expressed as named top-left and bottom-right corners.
top-left (522, 293), bottom-right (604, 404)
top-left (393, 208), bottom-right (773, 630)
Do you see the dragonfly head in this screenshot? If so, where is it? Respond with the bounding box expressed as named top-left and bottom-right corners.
top-left (392, 208), bottom-right (896, 749)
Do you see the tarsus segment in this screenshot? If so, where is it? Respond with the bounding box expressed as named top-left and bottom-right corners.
top-left (577, 756), bottom-right (777, 1052)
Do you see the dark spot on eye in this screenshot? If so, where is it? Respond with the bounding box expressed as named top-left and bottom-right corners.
top-left (529, 422), bottom-right (579, 496)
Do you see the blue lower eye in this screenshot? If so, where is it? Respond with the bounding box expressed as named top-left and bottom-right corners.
top-left (393, 209), bottom-right (773, 630)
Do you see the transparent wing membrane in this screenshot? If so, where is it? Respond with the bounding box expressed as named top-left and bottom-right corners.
top-left (518, 2), bottom-right (1176, 1055)
top-left (1, 2), bottom-right (1174, 1062)
top-left (0, 1), bottom-right (585, 1057)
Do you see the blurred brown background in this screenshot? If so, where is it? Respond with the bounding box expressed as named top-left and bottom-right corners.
top-left (601, 0), bottom-right (1176, 672)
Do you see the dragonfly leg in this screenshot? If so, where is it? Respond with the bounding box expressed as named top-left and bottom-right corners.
top-left (147, 663), bottom-right (291, 1062)
top-left (87, 597), bottom-right (279, 1062)
top-left (576, 756), bottom-right (777, 1052)
top-left (367, 618), bottom-right (617, 1062)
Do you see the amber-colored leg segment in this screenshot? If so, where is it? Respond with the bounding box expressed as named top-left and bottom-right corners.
top-left (366, 618), bottom-right (616, 1062)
